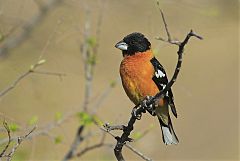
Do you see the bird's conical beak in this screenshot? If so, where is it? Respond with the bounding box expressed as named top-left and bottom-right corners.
top-left (115, 41), bottom-right (128, 51)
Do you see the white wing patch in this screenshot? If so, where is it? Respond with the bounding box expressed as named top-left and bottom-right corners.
top-left (160, 84), bottom-right (166, 89)
top-left (155, 69), bottom-right (166, 78)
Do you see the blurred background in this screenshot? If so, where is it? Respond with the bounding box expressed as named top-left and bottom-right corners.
top-left (0, 0), bottom-right (238, 160)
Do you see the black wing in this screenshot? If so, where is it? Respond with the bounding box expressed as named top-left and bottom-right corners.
top-left (150, 57), bottom-right (177, 118)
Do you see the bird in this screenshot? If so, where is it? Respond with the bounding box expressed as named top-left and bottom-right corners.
top-left (115, 32), bottom-right (179, 145)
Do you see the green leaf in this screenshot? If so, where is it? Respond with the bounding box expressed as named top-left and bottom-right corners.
top-left (93, 115), bottom-right (103, 126)
top-left (148, 123), bottom-right (154, 129)
top-left (37, 59), bottom-right (46, 65)
top-left (152, 48), bottom-right (159, 56)
top-left (29, 65), bottom-right (35, 71)
top-left (0, 33), bottom-right (4, 42)
top-left (110, 80), bottom-right (117, 88)
top-left (54, 135), bottom-right (62, 144)
top-left (87, 54), bottom-right (96, 65)
top-left (86, 37), bottom-right (97, 47)
top-left (132, 131), bottom-right (142, 140)
top-left (28, 116), bottom-right (38, 126)
top-left (11, 150), bottom-right (28, 161)
top-left (8, 123), bottom-right (19, 132)
top-left (55, 112), bottom-right (63, 122)
top-left (77, 112), bottom-right (93, 126)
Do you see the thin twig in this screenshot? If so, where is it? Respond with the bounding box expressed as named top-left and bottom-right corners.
top-left (104, 123), bottom-right (124, 131)
top-left (76, 132), bottom-right (106, 158)
top-left (91, 79), bottom-right (119, 114)
top-left (125, 144), bottom-right (152, 161)
top-left (99, 123), bottom-right (153, 161)
top-left (157, 7), bottom-right (171, 41)
top-left (81, 7), bottom-right (91, 112)
top-left (62, 126), bottom-right (85, 161)
top-left (0, 121), bottom-right (11, 157)
top-left (0, 72), bottom-right (30, 98)
top-left (0, 122), bottom-right (36, 161)
top-left (38, 18), bottom-right (62, 61)
top-left (0, 61), bottom-right (66, 98)
top-left (0, 107), bottom-right (76, 146)
top-left (93, 0), bottom-right (106, 58)
top-left (62, 2), bottom-right (105, 160)
top-left (0, 0), bottom-right (63, 56)
top-left (32, 70), bottom-right (66, 78)
top-left (5, 127), bottom-right (36, 161)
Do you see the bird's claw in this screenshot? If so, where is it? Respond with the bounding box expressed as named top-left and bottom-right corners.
top-left (131, 107), bottom-right (142, 120)
top-left (126, 137), bottom-right (134, 142)
top-left (132, 96), bottom-right (156, 119)
top-left (141, 96), bottom-right (156, 116)
top-left (148, 104), bottom-right (156, 116)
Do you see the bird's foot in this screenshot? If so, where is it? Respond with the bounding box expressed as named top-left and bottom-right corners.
top-left (147, 104), bottom-right (156, 116)
top-left (142, 96), bottom-right (156, 116)
top-left (131, 107), bottom-right (142, 120)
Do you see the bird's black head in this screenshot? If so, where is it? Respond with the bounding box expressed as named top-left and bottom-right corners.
top-left (115, 32), bottom-right (151, 56)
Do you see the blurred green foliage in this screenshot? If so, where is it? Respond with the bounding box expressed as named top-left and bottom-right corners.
top-left (110, 80), bottom-right (117, 88)
top-left (54, 112), bottom-right (63, 122)
top-left (77, 112), bottom-right (93, 126)
top-left (12, 150), bottom-right (28, 161)
top-left (92, 115), bottom-right (103, 126)
top-left (87, 36), bottom-right (97, 48)
top-left (8, 123), bottom-right (20, 132)
top-left (54, 135), bottom-right (62, 144)
top-left (37, 59), bottom-right (46, 65)
top-left (132, 131), bottom-right (142, 140)
top-left (0, 33), bottom-right (4, 42)
top-left (28, 116), bottom-right (38, 126)
top-left (87, 54), bottom-right (97, 65)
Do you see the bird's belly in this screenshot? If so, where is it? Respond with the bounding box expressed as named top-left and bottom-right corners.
top-left (120, 71), bottom-right (159, 105)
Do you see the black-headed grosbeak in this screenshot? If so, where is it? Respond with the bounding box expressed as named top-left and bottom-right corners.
top-left (115, 32), bottom-right (179, 145)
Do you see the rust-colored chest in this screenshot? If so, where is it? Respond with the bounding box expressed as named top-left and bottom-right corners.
top-left (119, 51), bottom-right (159, 105)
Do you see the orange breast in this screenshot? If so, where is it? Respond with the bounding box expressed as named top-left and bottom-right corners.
top-left (120, 50), bottom-right (159, 105)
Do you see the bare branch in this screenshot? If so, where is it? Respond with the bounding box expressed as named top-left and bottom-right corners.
top-left (157, 5), bottom-right (171, 41)
top-left (0, 72), bottom-right (30, 98)
top-left (37, 18), bottom-right (62, 61)
top-left (5, 127), bottom-right (36, 161)
top-left (0, 0), bottom-right (63, 56)
top-left (155, 3), bottom-right (202, 45)
top-left (75, 133), bottom-right (106, 158)
top-left (0, 121), bottom-right (36, 161)
top-left (93, 0), bottom-right (106, 57)
top-left (61, 1), bottom-right (106, 159)
top-left (62, 125), bottom-right (85, 161)
top-left (0, 109), bottom-right (76, 146)
top-left (0, 121), bottom-right (11, 157)
top-left (32, 70), bottom-right (66, 79)
top-left (99, 123), bottom-right (152, 161)
top-left (91, 79), bottom-right (119, 114)
top-left (0, 60), bottom-right (66, 98)
top-left (125, 144), bottom-right (152, 161)
top-left (104, 123), bottom-right (124, 131)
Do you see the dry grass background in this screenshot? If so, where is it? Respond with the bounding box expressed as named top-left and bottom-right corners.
top-left (0, 0), bottom-right (238, 160)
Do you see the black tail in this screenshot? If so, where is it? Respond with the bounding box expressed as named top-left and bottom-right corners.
top-left (158, 116), bottom-right (179, 145)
